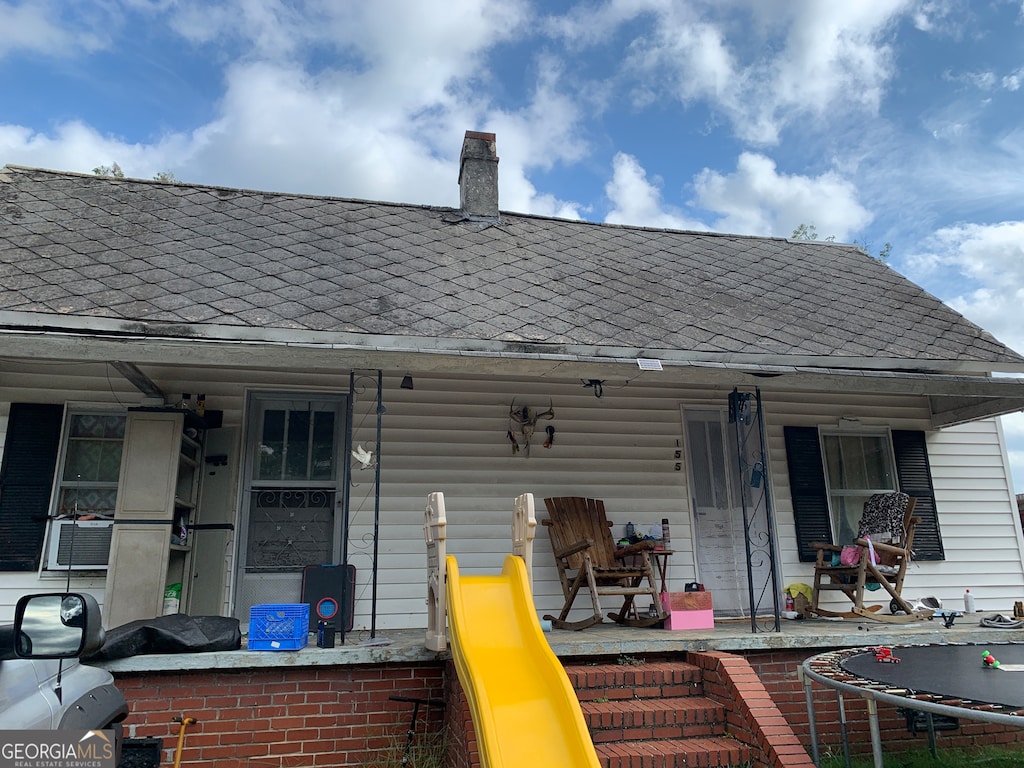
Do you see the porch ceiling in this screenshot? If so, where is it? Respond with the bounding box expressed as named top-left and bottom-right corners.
top-left (3, 326), bottom-right (1023, 428)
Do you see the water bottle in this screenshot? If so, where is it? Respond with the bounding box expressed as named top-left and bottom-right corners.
top-left (661, 518), bottom-right (671, 547)
top-left (785, 593), bottom-right (795, 612)
top-left (964, 589), bottom-right (976, 613)
top-left (625, 522), bottom-right (635, 539)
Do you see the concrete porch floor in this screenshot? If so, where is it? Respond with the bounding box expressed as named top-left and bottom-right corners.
top-left (97, 612), bottom-right (1024, 674)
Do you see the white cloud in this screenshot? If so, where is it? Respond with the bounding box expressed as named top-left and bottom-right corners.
top-left (180, 62), bottom-right (457, 202)
top-left (543, 0), bottom-right (667, 47)
top-left (0, 1), bottom-right (109, 58)
top-left (942, 66), bottom-right (1024, 93)
top-left (478, 55), bottom-right (589, 217)
top-left (691, 152), bottom-right (872, 238)
top-left (604, 153), bottom-right (709, 230)
top-left (602, 150), bottom-right (873, 239)
top-left (1004, 412), bottom-right (1024, 440)
top-left (613, 0), bottom-right (910, 145)
top-left (911, 0), bottom-right (968, 35)
top-left (0, 120), bottom-right (186, 178)
top-left (1001, 412), bottom-right (1024, 494)
top-left (911, 221), bottom-right (1024, 355)
top-left (0, 0), bottom-right (588, 216)
top-left (163, 0), bottom-right (309, 54)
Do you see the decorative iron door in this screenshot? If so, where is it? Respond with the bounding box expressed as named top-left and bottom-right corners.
top-left (728, 388), bottom-right (781, 631)
top-left (234, 393), bottom-right (347, 622)
top-left (685, 396), bottom-right (779, 628)
top-left (685, 407), bottom-right (755, 616)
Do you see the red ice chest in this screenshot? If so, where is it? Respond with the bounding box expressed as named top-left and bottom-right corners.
top-left (661, 591), bottom-right (714, 630)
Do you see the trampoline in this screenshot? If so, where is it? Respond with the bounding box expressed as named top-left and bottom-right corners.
top-left (800, 643), bottom-right (1024, 767)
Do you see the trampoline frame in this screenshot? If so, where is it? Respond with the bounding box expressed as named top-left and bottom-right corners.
top-left (800, 644), bottom-right (1024, 768)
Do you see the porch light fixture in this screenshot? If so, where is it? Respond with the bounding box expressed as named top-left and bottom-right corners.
top-left (400, 375), bottom-right (414, 390)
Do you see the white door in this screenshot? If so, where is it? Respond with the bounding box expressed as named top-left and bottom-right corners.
top-left (684, 407), bottom-right (770, 618)
top-left (234, 393), bottom-right (347, 623)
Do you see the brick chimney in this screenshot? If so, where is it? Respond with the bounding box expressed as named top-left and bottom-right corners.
top-left (458, 131), bottom-right (499, 218)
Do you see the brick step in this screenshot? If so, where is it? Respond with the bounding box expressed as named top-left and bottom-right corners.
top-left (582, 696), bottom-right (727, 742)
top-left (565, 660), bottom-right (753, 768)
top-left (595, 736), bottom-right (752, 768)
top-left (565, 661), bottom-right (703, 701)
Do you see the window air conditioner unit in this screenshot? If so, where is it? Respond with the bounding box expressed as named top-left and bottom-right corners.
top-left (46, 519), bottom-right (114, 570)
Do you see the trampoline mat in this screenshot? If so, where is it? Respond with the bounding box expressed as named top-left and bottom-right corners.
top-left (842, 644), bottom-right (1024, 710)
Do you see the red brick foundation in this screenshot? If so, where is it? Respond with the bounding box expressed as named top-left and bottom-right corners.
top-left (109, 649), bottom-right (1024, 767)
top-left (690, 650), bottom-right (814, 768)
top-left (113, 664), bottom-right (445, 767)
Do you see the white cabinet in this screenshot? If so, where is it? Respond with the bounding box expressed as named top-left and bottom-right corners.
top-left (103, 410), bottom-right (203, 628)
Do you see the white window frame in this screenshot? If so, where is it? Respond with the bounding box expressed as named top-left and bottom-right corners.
top-left (42, 407), bottom-right (126, 571)
top-left (819, 427), bottom-right (898, 543)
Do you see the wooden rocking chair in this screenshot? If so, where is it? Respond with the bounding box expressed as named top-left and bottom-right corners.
top-left (810, 493), bottom-right (932, 623)
top-left (542, 497), bottom-right (668, 630)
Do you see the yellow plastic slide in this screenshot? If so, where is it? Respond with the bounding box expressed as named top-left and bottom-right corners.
top-left (445, 554), bottom-right (601, 768)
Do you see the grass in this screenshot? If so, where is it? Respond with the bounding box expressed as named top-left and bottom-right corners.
top-left (820, 745), bottom-right (1024, 768)
top-left (360, 725), bottom-right (448, 768)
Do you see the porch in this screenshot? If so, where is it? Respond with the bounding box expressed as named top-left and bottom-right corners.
top-left (97, 616), bottom-right (1024, 767)
top-left (96, 612), bottom-right (1021, 673)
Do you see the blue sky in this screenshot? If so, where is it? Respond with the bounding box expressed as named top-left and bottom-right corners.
top-left (4, 0), bottom-right (1024, 489)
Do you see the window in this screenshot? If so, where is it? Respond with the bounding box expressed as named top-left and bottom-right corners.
top-left (0, 405), bottom-right (127, 572)
top-left (820, 431), bottom-right (897, 543)
top-left (255, 405), bottom-right (336, 483)
top-left (784, 426), bottom-right (944, 561)
top-left (53, 413), bottom-right (126, 520)
top-left (44, 410), bottom-right (126, 571)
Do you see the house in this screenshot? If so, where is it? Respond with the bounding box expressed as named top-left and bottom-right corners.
top-left (2, 130), bottom-right (1024, 632)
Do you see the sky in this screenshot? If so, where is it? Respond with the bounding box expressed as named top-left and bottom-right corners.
top-left (3, 0), bottom-right (1024, 490)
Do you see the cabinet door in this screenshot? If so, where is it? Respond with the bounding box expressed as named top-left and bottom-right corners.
top-left (103, 411), bottom-right (182, 628)
top-left (187, 427), bottom-right (238, 616)
top-left (116, 413), bottom-right (181, 520)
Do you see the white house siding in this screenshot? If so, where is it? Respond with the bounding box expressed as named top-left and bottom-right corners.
top-left (765, 391), bottom-right (1024, 615)
top-left (0, 366), bottom-right (705, 628)
top-left (2, 361), bottom-right (1023, 627)
top-left (346, 373), bottom-right (707, 630)
top-left (923, 419), bottom-right (1024, 610)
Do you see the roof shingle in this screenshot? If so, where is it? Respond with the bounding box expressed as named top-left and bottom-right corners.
top-left (0, 164), bottom-right (1020, 370)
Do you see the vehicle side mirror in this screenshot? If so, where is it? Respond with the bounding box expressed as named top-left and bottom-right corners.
top-left (14, 593), bottom-right (105, 659)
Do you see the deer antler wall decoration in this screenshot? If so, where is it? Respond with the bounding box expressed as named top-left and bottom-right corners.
top-left (508, 399), bottom-right (555, 457)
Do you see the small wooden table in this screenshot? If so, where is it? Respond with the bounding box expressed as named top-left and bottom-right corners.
top-left (620, 548), bottom-right (673, 619)
top-left (649, 549), bottom-right (673, 594)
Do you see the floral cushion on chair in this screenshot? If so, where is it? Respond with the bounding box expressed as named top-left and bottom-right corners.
top-left (856, 492), bottom-right (910, 565)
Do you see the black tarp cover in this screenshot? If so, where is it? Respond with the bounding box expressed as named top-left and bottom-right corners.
top-left (86, 614), bottom-right (241, 661)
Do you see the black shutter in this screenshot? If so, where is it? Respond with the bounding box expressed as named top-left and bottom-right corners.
top-left (0, 404), bottom-right (63, 570)
top-left (783, 426), bottom-right (833, 562)
top-left (892, 430), bottom-right (944, 560)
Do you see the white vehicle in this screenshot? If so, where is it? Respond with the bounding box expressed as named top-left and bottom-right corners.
top-left (0, 593), bottom-right (127, 740)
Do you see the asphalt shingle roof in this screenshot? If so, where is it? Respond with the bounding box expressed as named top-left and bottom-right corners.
top-left (1, 164), bottom-right (1020, 368)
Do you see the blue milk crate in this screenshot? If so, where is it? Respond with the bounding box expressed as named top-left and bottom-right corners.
top-left (248, 603), bottom-right (310, 650)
